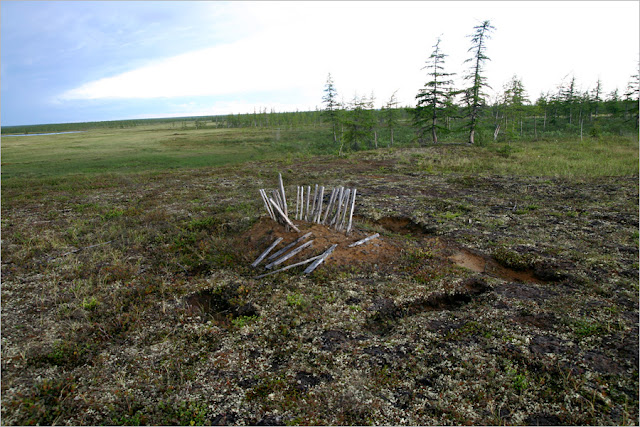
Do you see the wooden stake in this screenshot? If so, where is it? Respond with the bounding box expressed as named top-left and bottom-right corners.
top-left (278, 173), bottom-right (287, 217)
top-left (265, 240), bottom-right (313, 269)
top-left (268, 198), bottom-right (300, 232)
top-left (310, 184), bottom-right (318, 220)
top-left (299, 186), bottom-right (304, 220)
top-left (337, 188), bottom-right (351, 231)
top-left (251, 237), bottom-right (283, 267)
top-left (254, 254), bottom-right (323, 279)
top-left (266, 232), bottom-right (313, 262)
top-left (305, 185), bottom-right (311, 221)
top-left (303, 244), bottom-right (337, 274)
top-left (348, 233), bottom-right (379, 248)
top-left (331, 187), bottom-right (345, 226)
top-left (322, 187), bottom-right (338, 224)
top-left (315, 186), bottom-right (325, 223)
top-left (296, 186), bottom-right (300, 220)
top-left (346, 188), bottom-right (357, 234)
top-left (260, 189), bottom-right (275, 220)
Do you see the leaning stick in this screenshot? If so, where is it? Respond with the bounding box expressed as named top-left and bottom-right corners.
top-left (268, 198), bottom-right (300, 232)
top-left (265, 240), bottom-right (313, 269)
top-left (260, 189), bottom-right (275, 220)
top-left (266, 232), bottom-right (313, 261)
top-left (254, 254), bottom-right (323, 279)
top-left (303, 244), bottom-right (337, 274)
top-left (346, 188), bottom-right (357, 234)
top-left (251, 237), bottom-right (283, 267)
top-left (337, 189), bottom-right (351, 231)
top-left (278, 173), bottom-right (287, 217)
top-left (315, 186), bottom-right (325, 223)
top-left (331, 187), bottom-right (345, 226)
top-left (322, 187), bottom-right (338, 224)
top-left (348, 233), bottom-right (379, 248)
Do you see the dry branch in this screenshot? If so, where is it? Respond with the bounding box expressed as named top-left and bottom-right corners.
top-left (265, 240), bottom-right (313, 269)
top-left (303, 244), bottom-right (337, 274)
top-left (348, 233), bottom-right (379, 248)
top-left (266, 232), bottom-right (312, 262)
top-left (268, 198), bottom-right (300, 232)
top-left (251, 237), bottom-right (283, 267)
top-left (278, 173), bottom-right (287, 217)
top-left (346, 188), bottom-right (357, 234)
top-left (254, 254), bottom-right (323, 279)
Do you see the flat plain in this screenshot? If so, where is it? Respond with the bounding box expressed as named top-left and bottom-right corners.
top-left (1, 124), bottom-right (638, 425)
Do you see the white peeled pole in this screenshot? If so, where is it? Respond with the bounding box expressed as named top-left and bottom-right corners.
top-left (296, 186), bottom-right (300, 220)
top-left (315, 186), bottom-right (325, 223)
top-left (268, 197), bottom-right (300, 232)
top-left (266, 232), bottom-right (313, 262)
top-left (251, 237), bottom-right (283, 267)
top-left (337, 188), bottom-right (351, 231)
top-left (305, 185), bottom-right (311, 222)
top-left (254, 254), bottom-right (323, 279)
top-left (260, 189), bottom-right (275, 220)
top-left (303, 244), bottom-right (338, 274)
top-left (346, 188), bottom-right (357, 234)
top-left (348, 233), bottom-right (379, 248)
top-left (278, 173), bottom-right (287, 217)
top-left (299, 186), bottom-right (304, 220)
top-left (265, 240), bottom-right (313, 269)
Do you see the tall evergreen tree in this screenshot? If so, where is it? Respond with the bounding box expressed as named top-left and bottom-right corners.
top-left (322, 73), bottom-right (341, 144)
top-left (463, 20), bottom-right (495, 144)
top-left (414, 37), bottom-right (455, 144)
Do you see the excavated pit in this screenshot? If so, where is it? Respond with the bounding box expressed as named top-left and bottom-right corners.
top-left (240, 215), bottom-right (548, 285)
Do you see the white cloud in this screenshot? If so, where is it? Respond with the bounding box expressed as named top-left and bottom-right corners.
top-left (59, 1), bottom-right (639, 114)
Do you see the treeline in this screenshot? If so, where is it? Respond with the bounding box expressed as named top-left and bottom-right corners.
top-left (320, 20), bottom-right (639, 151)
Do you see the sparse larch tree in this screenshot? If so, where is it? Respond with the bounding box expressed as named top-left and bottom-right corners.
top-left (322, 73), bottom-right (341, 145)
top-left (414, 37), bottom-right (455, 144)
top-left (463, 20), bottom-right (495, 144)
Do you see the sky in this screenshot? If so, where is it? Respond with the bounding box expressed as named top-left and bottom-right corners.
top-left (1, 1), bottom-right (638, 126)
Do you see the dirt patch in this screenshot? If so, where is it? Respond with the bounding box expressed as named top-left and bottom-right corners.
top-left (241, 217), bottom-right (403, 272)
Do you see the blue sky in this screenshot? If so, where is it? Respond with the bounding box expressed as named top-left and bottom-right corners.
top-left (1, 1), bottom-right (638, 126)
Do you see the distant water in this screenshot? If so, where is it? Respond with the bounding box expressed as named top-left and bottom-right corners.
top-left (2, 131), bottom-right (86, 137)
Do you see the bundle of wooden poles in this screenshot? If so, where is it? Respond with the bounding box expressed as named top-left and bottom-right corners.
top-left (258, 173), bottom-right (357, 234)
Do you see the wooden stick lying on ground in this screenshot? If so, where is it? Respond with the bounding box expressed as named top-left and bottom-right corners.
top-left (348, 233), bottom-right (379, 247)
top-left (303, 244), bottom-right (337, 274)
top-left (268, 198), bottom-right (300, 232)
top-left (251, 237), bottom-right (283, 267)
top-left (265, 240), bottom-right (313, 269)
top-left (254, 254), bottom-right (323, 279)
top-left (266, 232), bottom-right (313, 261)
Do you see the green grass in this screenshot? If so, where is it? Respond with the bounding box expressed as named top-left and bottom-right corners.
top-left (3, 122), bottom-right (637, 186)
